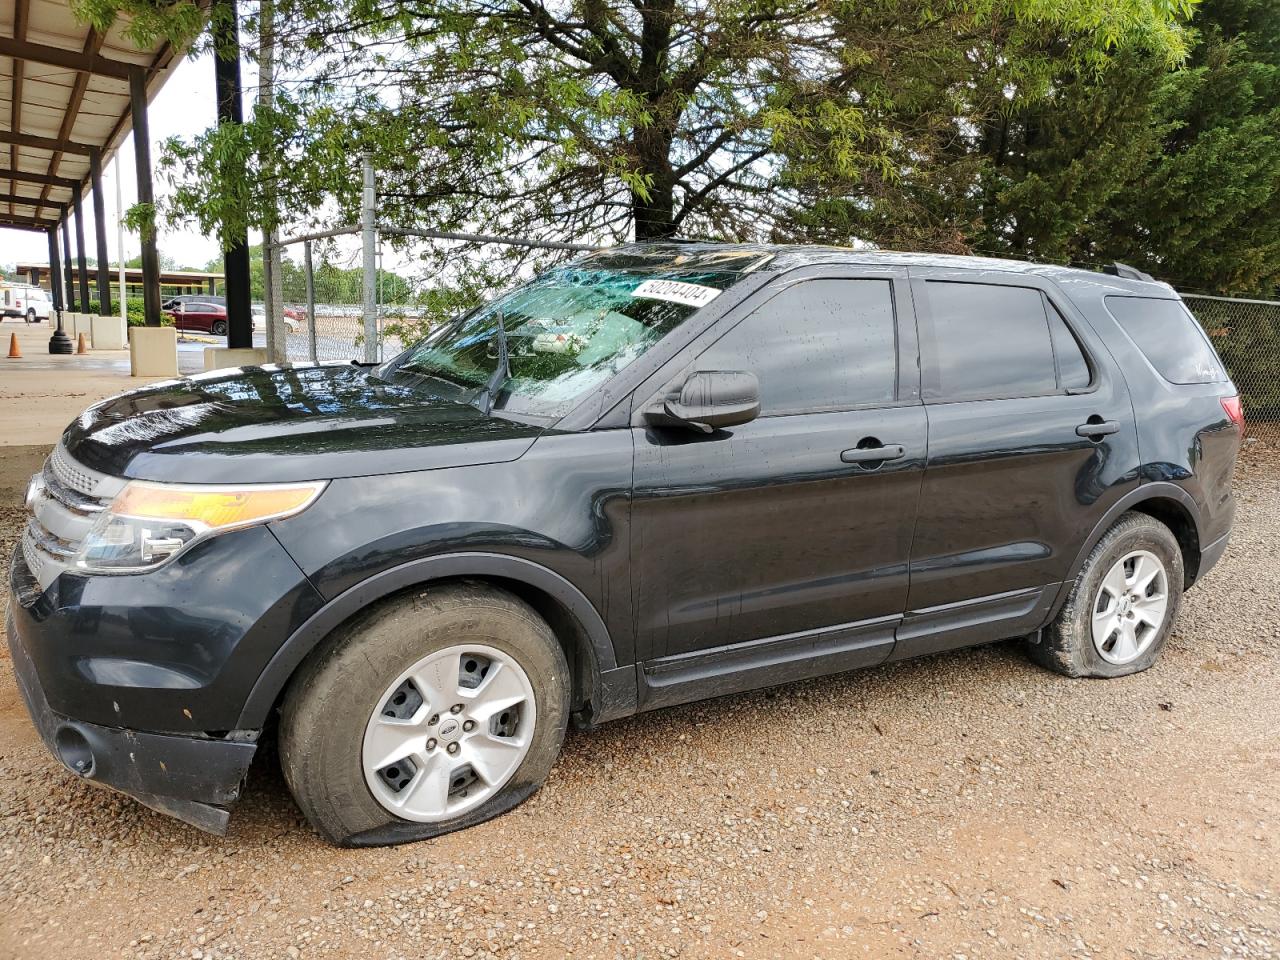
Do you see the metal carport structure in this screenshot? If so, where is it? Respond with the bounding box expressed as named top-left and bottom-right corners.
top-left (1, 0), bottom-right (188, 351)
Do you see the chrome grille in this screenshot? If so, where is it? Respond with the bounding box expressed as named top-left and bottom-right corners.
top-left (48, 442), bottom-right (97, 496)
top-left (49, 443), bottom-right (99, 497)
top-left (20, 445), bottom-right (125, 594)
top-left (41, 459), bottom-right (105, 516)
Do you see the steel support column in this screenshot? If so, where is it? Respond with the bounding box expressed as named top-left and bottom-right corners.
top-left (90, 149), bottom-right (112, 315)
top-left (47, 227), bottom-right (72, 353)
top-left (214, 0), bottom-right (253, 349)
top-left (129, 67), bottom-right (163, 327)
top-left (61, 215), bottom-right (75, 310)
top-left (73, 189), bottom-right (90, 311)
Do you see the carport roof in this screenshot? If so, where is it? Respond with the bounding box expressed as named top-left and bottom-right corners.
top-left (1, 0), bottom-right (190, 230)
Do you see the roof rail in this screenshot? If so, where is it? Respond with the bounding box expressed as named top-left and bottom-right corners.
top-left (1103, 261), bottom-right (1157, 283)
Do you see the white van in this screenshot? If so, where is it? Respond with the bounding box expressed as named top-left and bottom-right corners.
top-left (1, 284), bottom-right (54, 323)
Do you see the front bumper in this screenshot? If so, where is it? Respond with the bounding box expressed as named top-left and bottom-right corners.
top-left (7, 609), bottom-right (258, 834)
top-left (5, 521), bottom-right (325, 835)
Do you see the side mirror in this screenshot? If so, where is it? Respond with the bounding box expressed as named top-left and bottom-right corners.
top-left (647, 370), bottom-right (760, 433)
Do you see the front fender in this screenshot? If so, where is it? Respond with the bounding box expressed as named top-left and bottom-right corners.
top-left (235, 551), bottom-right (628, 728)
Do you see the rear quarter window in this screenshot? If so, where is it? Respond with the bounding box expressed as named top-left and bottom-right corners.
top-left (1104, 296), bottom-right (1227, 384)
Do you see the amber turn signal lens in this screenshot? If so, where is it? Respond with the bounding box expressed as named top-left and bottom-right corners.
top-left (111, 480), bottom-right (327, 530)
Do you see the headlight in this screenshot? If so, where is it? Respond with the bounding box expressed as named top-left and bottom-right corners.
top-left (76, 479), bottom-right (327, 572)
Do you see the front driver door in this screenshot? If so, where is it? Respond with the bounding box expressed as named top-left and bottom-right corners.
top-left (628, 267), bottom-right (927, 710)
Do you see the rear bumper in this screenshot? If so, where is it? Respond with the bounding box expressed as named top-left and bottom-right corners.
top-left (7, 609), bottom-right (258, 834)
top-left (1194, 530), bottom-right (1231, 586)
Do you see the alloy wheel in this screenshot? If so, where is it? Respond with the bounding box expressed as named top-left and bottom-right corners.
top-left (361, 644), bottom-right (536, 822)
top-left (1091, 549), bottom-right (1169, 665)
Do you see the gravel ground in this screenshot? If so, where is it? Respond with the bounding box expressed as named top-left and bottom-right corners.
top-left (1, 440), bottom-right (1277, 960)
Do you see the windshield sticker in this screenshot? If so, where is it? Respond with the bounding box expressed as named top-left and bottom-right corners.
top-left (631, 278), bottom-right (721, 308)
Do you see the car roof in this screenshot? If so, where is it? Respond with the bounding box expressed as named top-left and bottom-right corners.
top-left (594, 242), bottom-right (1176, 297)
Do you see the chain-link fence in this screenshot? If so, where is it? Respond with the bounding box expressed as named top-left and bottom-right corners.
top-left (270, 228), bottom-right (388, 363)
top-left (1184, 294), bottom-right (1280, 437)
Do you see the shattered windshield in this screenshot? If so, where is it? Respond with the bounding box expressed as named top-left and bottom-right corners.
top-left (379, 249), bottom-right (771, 418)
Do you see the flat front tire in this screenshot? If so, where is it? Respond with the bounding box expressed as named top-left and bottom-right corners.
top-left (1029, 512), bottom-right (1184, 678)
top-left (279, 582), bottom-right (570, 846)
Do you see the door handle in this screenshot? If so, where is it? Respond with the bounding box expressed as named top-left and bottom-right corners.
top-left (841, 443), bottom-right (906, 464)
top-left (1075, 418), bottom-right (1120, 439)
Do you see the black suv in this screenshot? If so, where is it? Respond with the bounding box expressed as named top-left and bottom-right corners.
top-left (9, 244), bottom-right (1241, 846)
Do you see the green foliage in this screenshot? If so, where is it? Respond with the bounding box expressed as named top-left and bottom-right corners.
top-left (82, 0), bottom-right (1280, 297)
top-left (116, 0), bottom-right (1194, 255)
top-left (1077, 0), bottom-right (1280, 293)
top-left (72, 0), bottom-right (207, 51)
top-left (827, 0), bottom-right (1280, 293)
top-left (85, 297), bottom-right (173, 327)
top-left (123, 202), bottom-right (157, 242)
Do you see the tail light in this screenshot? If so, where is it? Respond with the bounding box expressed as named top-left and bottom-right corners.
top-left (1221, 395), bottom-right (1244, 429)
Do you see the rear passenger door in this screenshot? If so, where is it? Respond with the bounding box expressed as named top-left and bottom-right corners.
top-left (896, 268), bottom-right (1140, 659)
top-left (629, 267), bottom-right (927, 707)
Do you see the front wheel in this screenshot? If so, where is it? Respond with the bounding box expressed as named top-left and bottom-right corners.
top-left (279, 582), bottom-right (570, 846)
top-left (1029, 512), bottom-right (1184, 678)
top-left (211, 319), bottom-right (228, 336)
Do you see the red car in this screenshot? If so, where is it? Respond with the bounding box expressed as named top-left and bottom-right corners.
top-left (165, 300), bottom-right (230, 336)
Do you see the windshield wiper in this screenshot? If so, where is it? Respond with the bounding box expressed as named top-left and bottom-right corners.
top-left (475, 309), bottom-right (510, 415)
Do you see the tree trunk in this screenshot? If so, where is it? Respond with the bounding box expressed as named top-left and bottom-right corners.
top-left (633, 180), bottom-right (675, 239)
top-left (631, 0), bottom-right (677, 240)
top-left (632, 126), bottom-right (676, 239)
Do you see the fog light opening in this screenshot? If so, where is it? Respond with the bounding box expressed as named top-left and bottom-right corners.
top-left (54, 726), bottom-right (95, 778)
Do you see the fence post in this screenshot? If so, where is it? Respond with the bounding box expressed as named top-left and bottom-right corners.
top-left (361, 153), bottom-right (378, 363)
top-left (304, 239), bottom-right (318, 364)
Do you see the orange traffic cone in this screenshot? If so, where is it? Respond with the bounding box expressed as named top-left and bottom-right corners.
top-left (7, 332), bottom-right (21, 358)
top-left (76, 332), bottom-right (88, 354)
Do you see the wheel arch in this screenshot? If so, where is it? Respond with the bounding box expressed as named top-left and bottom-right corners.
top-left (237, 552), bottom-right (634, 730)
top-left (1127, 496), bottom-right (1201, 586)
top-left (1050, 482), bottom-right (1204, 621)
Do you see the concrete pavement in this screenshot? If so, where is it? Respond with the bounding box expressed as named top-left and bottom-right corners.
top-left (1, 318), bottom-right (206, 449)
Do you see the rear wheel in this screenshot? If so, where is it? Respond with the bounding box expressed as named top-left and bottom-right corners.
top-left (1029, 512), bottom-right (1184, 678)
top-left (279, 582), bottom-right (570, 846)
top-left (211, 319), bottom-right (228, 336)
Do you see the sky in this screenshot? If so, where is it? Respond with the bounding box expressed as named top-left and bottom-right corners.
top-left (0, 51), bottom-right (228, 275)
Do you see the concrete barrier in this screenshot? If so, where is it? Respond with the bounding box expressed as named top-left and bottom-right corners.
top-left (68, 312), bottom-right (94, 345)
top-left (203, 346), bottom-right (269, 371)
top-left (129, 326), bottom-right (179, 378)
top-left (80, 314), bottom-right (99, 348)
top-left (91, 314), bottom-right (127, 350)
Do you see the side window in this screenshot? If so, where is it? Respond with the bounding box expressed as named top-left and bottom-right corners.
top-left (922, 281), bottom-right (1059, 401)
top-left (1105, 295), bottom-right (1227, 384)
top-left (697, 278), bottom-right (898, 415)
top-left (1046, 300), bottom-right (1091, 390)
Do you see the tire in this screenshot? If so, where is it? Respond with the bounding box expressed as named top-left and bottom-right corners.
top-left (211, 319), bottom-right (228, 336)
top-left (279, 581), bottom-right (570, 847)
top-left (1029, 512), bottom-right (1184, 678)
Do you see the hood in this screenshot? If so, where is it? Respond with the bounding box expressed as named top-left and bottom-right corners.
top-left (62, 363), bottom-right (545, 483)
